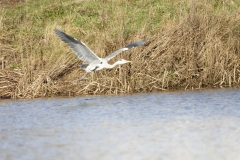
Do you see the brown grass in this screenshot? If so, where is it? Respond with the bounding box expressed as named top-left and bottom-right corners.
top-left (1, 0), bottom-right (240, 99)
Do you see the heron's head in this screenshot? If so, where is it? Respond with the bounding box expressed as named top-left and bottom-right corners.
top-left (117, 59), bottom-right (132, 64)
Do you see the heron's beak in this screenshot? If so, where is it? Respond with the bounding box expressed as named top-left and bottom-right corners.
top-left (126, 60), bottom-right (132, 63)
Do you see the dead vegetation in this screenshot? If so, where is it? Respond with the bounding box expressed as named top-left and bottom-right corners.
top-left (133, 11), bottom-right (240, 91)
top-left (1, 0), bottom-right (240, 99)
top-left (0, 69), bottom-right (22, 98)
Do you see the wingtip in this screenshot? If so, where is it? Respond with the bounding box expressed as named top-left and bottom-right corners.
top-left (124, 40), bottom-right (147, 49)
top-left (141, 40), bottom-right (147, 45)
top-left (54, 28), bottom-right (63, 33)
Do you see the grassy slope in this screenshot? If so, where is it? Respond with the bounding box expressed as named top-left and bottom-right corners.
top-left (1, 0), bottom-right (240, 99)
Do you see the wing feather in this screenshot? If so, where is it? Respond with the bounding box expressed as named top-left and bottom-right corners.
top-left (55, 29), bottom-right (100, 63)
top-left (105, 40), bottom-right (146, 61)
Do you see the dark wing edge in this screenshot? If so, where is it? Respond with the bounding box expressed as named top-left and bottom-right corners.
top-left (54, 28), bottom-right (100, 63)
top-left (105, 40), bottom-right (147, 61)
top-left (124, 40), bottom-right (147, 49)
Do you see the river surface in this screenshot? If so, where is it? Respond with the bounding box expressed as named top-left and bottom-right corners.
top-left (0, 88), bottom-right (240, 160)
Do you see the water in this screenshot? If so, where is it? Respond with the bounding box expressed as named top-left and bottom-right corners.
top-left (0, 88), bottom-right (240, 160)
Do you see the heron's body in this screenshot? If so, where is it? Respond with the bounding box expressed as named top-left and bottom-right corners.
top-left (55, 29), bottom-right (146, 80)
top-left (81, 59), bottom-right (128, 72)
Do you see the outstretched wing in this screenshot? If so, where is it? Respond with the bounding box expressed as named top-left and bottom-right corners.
top-left (55, 29), bottom-right (100, 63)
top-left (105, 40), bottom-right (146, 61)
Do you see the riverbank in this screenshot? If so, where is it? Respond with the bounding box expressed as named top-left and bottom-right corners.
top-left (1, 0), bottom-right (240, 99)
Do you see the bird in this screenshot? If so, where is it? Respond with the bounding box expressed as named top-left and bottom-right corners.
top-left (55, 28), bottom-right (146, 80)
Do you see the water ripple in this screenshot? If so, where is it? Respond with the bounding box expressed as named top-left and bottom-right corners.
top-left (0, 88), bottom-right (240, 160)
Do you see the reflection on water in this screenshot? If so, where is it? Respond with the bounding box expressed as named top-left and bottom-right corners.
top-left (0, 88), bottom-right (240, 160)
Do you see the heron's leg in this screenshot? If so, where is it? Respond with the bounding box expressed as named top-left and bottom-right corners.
top-left (80, 72), bottom-right (89, 81)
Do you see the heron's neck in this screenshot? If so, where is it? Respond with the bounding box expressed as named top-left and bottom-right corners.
top-left (105, 61), bottom-right (121, 69)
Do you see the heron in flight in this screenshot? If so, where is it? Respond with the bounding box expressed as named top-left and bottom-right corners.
top-left (55, 29), bottom-right (146, 80)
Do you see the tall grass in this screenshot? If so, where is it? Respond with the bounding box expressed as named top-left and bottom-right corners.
top-left (1, 0), bottom-right (240, 99)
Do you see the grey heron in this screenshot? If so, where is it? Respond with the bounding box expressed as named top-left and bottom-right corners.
top-left (55, 29), bottom-right (146, 80)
